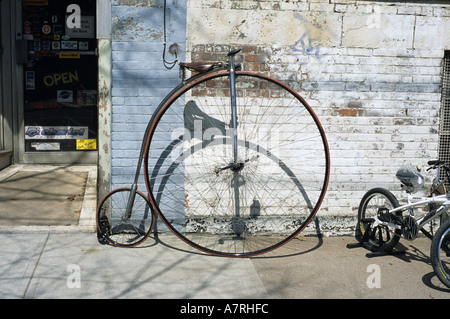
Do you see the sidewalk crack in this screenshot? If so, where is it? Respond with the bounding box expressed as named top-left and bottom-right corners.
top-left (22, 233), bottom-right (50, 299)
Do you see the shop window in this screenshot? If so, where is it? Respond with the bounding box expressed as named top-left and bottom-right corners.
top-left (22, 0), bottom-right (98, 153)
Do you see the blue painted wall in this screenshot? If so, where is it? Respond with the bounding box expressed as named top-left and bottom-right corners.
top-left (110, 1), bottom-right (186, 189)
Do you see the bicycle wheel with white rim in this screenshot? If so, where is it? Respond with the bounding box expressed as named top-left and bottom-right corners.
top-left (144, 70), bottom-right (330, 257)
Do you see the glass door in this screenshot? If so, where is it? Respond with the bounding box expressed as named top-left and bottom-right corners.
top-left (20, 0), bottom-right (97, 164)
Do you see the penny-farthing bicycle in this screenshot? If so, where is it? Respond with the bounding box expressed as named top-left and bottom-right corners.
top-left (97, 49), bottom-right (330, 257)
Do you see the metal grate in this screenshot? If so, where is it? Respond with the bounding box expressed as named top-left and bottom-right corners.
top-left (0, 3), bottom-right (3, 151)
top-left (439, 51), bottom-right (450, 168)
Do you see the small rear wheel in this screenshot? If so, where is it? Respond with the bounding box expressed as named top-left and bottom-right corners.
top-left (97, 188), bottom-right (155, 247)
top-left (356, 188), bottom-right (402, 252)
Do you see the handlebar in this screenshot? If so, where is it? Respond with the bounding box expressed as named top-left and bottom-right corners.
top-left (428, 160), bottom-right (446, 166)
top-left (427, 160), bottom-right (450, 171)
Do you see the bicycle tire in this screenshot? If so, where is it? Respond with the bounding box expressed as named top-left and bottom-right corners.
top-left (97, 188), bottom-right (155, 247)
top-left (144, 70), bottom-right (330, 257)
top-left (356, 188), bottom-right (402, 252)
top-left (430, 218), bottom-right (450, 289)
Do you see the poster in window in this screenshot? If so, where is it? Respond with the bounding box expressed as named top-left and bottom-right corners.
top-left (65, 16), bottom-right (95, 38)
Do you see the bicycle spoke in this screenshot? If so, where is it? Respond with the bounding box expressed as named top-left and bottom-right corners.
top-left (145, 71), bottom-right (329, 256)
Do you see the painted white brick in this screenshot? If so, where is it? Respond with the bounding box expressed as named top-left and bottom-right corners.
top-left (108, 0), bottom-right (449, 234)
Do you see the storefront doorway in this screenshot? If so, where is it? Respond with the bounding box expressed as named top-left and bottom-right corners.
top-left (21, 0), bottom-right (98, 164)
top-left (0, 0), bottom-right (14, 170)
top-left (1, 0), bottom-right (98, 166)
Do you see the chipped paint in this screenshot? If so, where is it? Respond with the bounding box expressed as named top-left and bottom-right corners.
top-left (97, 39), bottom-right (112, 200)
top-left (106, 0), bottom-right (448, 232)
top-left (112, 16), bottom-right (163, 41)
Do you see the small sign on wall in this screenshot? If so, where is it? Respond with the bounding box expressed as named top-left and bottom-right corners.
top-left (30, 142), bottom-right (60, 151)
top-left (76, 139), bottom-right (97, 150)
top-left (65, 16), bottom-right (95, 38)
top-left (25, 126), bottom-right (88, 140)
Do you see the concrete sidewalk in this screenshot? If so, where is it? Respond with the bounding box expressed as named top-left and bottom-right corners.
top-left (0, 231), bottom-right (268, 299)
top-left (253, 235), bottom-right (450, 299)
top-left (0, 164), bottom-right (449, 300)
top-left (0, 165), bottom-right (97, 232)
top-left (0, 230), bottom-right (449, 299)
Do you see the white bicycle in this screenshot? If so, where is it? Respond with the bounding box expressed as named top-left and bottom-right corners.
top-left (352, 160), bottom-right (450, 256)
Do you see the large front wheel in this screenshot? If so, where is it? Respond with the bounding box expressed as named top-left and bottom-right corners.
top-left (144, 71), bottom-right (330, 257)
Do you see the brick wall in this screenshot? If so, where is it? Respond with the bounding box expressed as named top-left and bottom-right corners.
top-left (110, 0), bottom-right (187, 189)
top-left (110, 0), bottom-right (450, 234)
top-left (183, 0), bottom-right (448, 234)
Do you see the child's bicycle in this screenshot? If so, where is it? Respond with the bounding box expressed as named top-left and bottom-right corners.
top-left (352, 160), bottom-right (450, 256)
top-left (349, 160), bottom-right (450, 286)
top-left (96, 49), bottom-right (330, 257)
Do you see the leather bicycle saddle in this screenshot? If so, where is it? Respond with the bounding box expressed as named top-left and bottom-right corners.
top-left (179, 62), bottom-right (217, 73)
